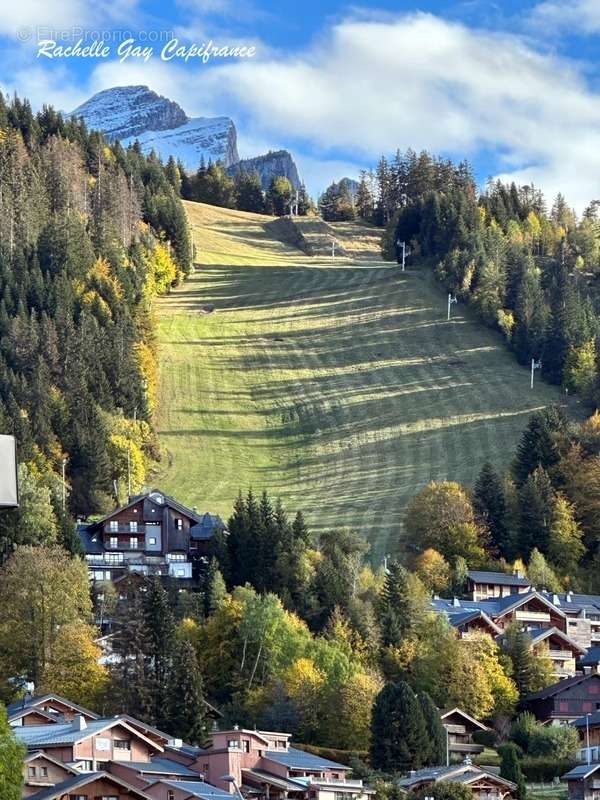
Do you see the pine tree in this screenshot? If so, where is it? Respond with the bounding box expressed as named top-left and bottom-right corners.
top-left (204, 557), bottom-right (227, 616)
top-left (503, 623), bottom-right (553, 698)
top-left (548, 494), bottom-right (584, 574)
top-left (417, 691), bottom-right (447, 766)
top-left (500, 743), bottom-right (527, 800)
top-left (474, 463), bottom-right (511, 557)
top-left (370, 682), bottom-right (429, 771)
top-left (144, 578), bottom-right (176, 728)
top-left (377, 561), bottom-right (419, 648)
top-left (513, 412), bottom-right (560, 486)
top-left (167, 639), bottom-right (208, 745)
top-left (519, 468), bottom-right (555, 557)
top-left (235, 171), bottom-right (264, 213)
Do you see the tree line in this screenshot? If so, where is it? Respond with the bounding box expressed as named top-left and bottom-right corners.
top-left (168, 156), bottom-right (314, 217)
top-left (0, 96), bottom-right (193, 559)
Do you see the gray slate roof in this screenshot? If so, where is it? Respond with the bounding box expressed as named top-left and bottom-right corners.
top-left (26, 771), bottom-right (151, 800)
top-left (6, 693), bottom-right (99, 720)
top-left (467, 571), bottom-right (531, 587)
top-left (125, 756), bottom-right (201, 776)
top-left (399, 765), bottom-right (515, 789)
top-left (579, 646), bottom-right (600, 667)
top-left (265, 746), bottom-right (346, 770)
top-left (191, 513), bottom-right (226, 541)
top-left (154, 780), bottom-right (234, 799)
top-left (562, 764), bottom-right (600, 780)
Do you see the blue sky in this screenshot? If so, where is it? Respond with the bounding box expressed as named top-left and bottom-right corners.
top-left (1, 0), bottom-right (600, 206)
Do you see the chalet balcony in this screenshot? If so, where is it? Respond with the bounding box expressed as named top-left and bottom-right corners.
top-left (307, 778), bottom-right (365, 788)
top-left (515, 610), bottom-right (551, 622)
top-left (444, 724), bottom-right (467, 734)
top-left (577, 747), bottom-right (600, 763)
top-left (448, 743), bottom-right (485, 754)
top-left (103, 524), bottom-right (159, 535)
top-left (547, 650), bottom-right (575, 660)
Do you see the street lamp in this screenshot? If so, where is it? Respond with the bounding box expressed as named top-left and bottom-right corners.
top-left (221, 774), bottom-right (245, 800)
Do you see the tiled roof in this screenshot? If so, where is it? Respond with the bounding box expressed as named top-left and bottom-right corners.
top-left (467, 571), bottom-right (531, 587)
top-left (265, 746), bottom-right (347, 770)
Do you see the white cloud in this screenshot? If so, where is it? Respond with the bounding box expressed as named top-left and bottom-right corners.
top-left (0, 0), bottom-right (138, 38)
top-left (13, 8), bottom-right (600, 207)
top-left (529, 0), bottom-right (600, 34)
top-left (180, 12), bottom-right (600, 209)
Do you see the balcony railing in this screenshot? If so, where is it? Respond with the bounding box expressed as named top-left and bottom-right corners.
top-left (515, 610), bottom-right (551, 621)
top-left (547, 650), bottom-right (575, 660)
top-left (104, 524), bottom-right (159, 535)
top-left (444, 724), bottom-right (467, 734)
top-left (577, 747), bottom-right (600, 763)
top-left (448, 743), bottom-right (485, 754)
top-left (307, 778), bottom-right (365, 788)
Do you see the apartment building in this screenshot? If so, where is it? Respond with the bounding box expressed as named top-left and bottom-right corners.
top-left (78, 489), bottom-right (226, 584)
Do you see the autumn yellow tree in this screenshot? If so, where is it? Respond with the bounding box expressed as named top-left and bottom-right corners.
top-left (0, 546), bottom-right (93, 696)
top-left (414, 548), bottom-right (451, 594)
top-left (406, 482), bottom-right (487, 564)
top-left (41, 622), bottom-right (108, 708)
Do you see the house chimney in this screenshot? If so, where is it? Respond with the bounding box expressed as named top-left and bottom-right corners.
top-left (453, 597), bottom-right (461, 607)
top-left (567, 591), bottom-right (573, 602)
top-left (72, 715), bottom-right (87, 731)
top-left (552, 594), bottom-right (560, 605)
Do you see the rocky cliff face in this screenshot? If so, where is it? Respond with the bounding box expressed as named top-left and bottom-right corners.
top-left (70, 85), bottom-right (239, 168)
top-left (71, 86), bottom-right (188, 141)
top-left (71, 87), bottom-right (301, 183)
top-left (228, 150), bottom-right (301, 190)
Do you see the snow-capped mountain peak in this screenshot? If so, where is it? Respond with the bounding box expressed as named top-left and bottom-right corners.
top-left (70, 85), bottom-right (239, 168)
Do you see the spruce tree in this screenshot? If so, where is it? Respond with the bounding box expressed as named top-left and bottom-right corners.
top-left (377, 561), bottom-right (415, 648)
top-left (144, 578), bottom-right (176, 728)
top-left (503, 623), bottom-right (552, 698)
top-left (370, 682), bottom-right (429, 772)
top-left (500, 743), bottom-right (527, 800)
top-left (513, 412), bottom-right (560, 487)
top-left (167, 639), bottom-right (208, 745)
top-left (474, 463), bottom-right (511, 557)
top-left (518, 468), bottom-right (555, 557)
top-left (417, 691), bottom-right (447, 766)
top-left (204, 557), bottom-right (227, 616)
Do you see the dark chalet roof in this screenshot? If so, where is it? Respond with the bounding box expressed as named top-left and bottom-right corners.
top-left (522, 672), bottom-right (600, 703)
top-left (467, 570), bottom-right (531, 587)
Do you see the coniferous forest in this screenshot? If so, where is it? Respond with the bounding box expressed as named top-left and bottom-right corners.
top-left (0, 97), bottom-right (191, 556)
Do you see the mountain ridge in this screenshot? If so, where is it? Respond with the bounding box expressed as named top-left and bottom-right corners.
top-left (71, 85), bottom-right (301, 188)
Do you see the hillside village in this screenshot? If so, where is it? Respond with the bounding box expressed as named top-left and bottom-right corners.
top-left (5, 58), bottom-right (600, 800)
